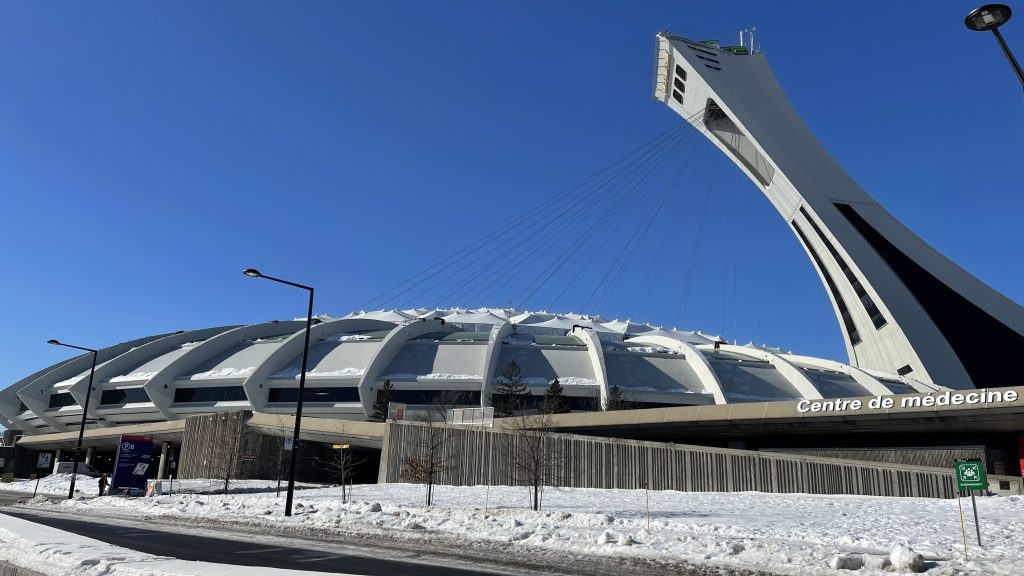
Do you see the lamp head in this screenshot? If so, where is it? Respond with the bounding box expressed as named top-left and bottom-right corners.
top-left (47, 339), bottom-right (61, 346)
top-left (243, 268), bottom-right (262, 278)
top-left (966, 4), bottom-right (1012, 31)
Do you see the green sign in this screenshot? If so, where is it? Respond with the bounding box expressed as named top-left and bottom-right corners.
top-left (955, 460), bottom-right (987, 490)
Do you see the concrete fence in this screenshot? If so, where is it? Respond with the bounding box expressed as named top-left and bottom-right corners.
top-left (379, 422), bottom-right (979, 499)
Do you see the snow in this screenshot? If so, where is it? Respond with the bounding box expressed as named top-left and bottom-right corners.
top-left (617, 386), bottom-right (707, 394)
top-left (622, 346), bottom-right (679, 354)
top-left (380, 373), bottom-right (482, 381)
top-left (109, 371), bottom-right (158, 382)
top-left (12, 478), bottom-right (1021, 576)
top-left (189, 367), bottom-right (256, 380)
top-left (271, 367), bottom-right (365, 378)
top-left (329, 332), bottom-right (374, 340)
top-left (0, 512), bottom-right (349, 576)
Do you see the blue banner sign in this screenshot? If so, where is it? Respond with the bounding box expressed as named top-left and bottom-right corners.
top-left (111, 434), bottom-right (153, 493)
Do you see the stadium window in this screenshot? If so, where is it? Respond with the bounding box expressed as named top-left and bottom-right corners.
top-left (672, 90), bottom-right (684, 104)
top-left (674, 64), bottom-right (686, 81)
top-left (673, 77), bottom-right (685, 92)
top-left (99, 387), bottom-right (150, 406)
top-left (47, 392), bottom-right (77, 409)
top-left (173, 386), bottom-right (248, 403)
top-left (267, 387), bottom-right (360, 403)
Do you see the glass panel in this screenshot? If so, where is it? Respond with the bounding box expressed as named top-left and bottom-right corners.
top-left (800, 369), bottom-right (869, 398)
top-left (267, 387), bottom-right (361, 403)
top-left (99, 388), bottom-right (150, 405)
top-left (709, 359), bottom-right (802, 402)
top-left (173, 386), bottom-right (247, 403)
top-left (47, 392), bottom-right (78, 409)
top-left (391, 390), bottom-right (481, 405)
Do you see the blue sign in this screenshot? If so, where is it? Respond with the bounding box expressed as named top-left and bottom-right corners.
top-left (111, 434), bottom-right (153, 493)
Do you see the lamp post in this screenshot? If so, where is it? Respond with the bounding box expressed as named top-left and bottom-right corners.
top-left (966, 3), bottom-right (1024, 91)
top-left (47, 339), bottom-right (98, 500)
top-left (243, 268), bottom-right (314, 517)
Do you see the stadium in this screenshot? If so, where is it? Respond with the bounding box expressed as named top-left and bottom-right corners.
top-left (2, 31), bottom-right (1022, 497)
top-left (0, 308), bottom-right (939, 436)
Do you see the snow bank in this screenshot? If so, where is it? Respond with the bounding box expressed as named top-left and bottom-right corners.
top-left (16, 481), bottom-right (1023, 576)
top-left (0, 512), bottom-right (349, 576)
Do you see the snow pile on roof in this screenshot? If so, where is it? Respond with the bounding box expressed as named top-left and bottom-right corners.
top-left (495, 376), bottom-right (598, 386)
top-left (380, 373), bottom-right (482, 381)
top-left (323, 333), bottom-right (374, 342)
top-left (109, 371), bottom-right (158, 383)
top-left (272, 367), bottom-right (365, 379)
top-left (189, 367), bottom-right (256, 380)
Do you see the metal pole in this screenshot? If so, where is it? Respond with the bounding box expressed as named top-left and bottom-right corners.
top-left (991, 28), bottom-right (1024, 91)
top-left (284, 287), bottom-right (314, 517)
top-left (69, 349), bottom-right (98, 500)
top-left (276, 438), bottom-right (283, 497)
top-left (970, 490), bottom-right (982, 546)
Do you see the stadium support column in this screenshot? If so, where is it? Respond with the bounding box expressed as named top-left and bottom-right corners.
top-left (157, 442), bottom-right (170, 480)
top-left (85, 447), bottom-right (95, 466)
top-left (53, 449), bottom-right (62, 471)
top-left (652, 32), bottom-right (1024, 388)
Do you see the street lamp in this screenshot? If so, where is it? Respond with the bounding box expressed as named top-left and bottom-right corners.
top-left (243, 268), bottom-right (314, 517)
top-left (966, 3), bottom-right (1024, 91)
top-left (47, 339), bottom-right (98, 500)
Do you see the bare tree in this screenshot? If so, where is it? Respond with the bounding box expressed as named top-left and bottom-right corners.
top-left (316, 445), bottom-right (369, 503)
top-left (504, 412), bottom-right (560, 511)
top-left (425, 390), bottom-right (473, 423)
top-left (399, 421), bottom-right (455, 506)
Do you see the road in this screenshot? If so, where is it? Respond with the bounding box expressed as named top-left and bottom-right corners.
top-left (0, 498), bottom-right (520, 576)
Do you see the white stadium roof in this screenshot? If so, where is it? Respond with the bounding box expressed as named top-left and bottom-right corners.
top-left (0, 309), bottom-right (943, 435)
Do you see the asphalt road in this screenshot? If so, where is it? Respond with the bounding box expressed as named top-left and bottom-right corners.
top-left (0, 490), bottom-right (38, 506)
top-left (0, 506), bottom-right (511, 576)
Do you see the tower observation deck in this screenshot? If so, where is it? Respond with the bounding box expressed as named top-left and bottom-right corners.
top-left (653, 32), bottom-right (1024, 390)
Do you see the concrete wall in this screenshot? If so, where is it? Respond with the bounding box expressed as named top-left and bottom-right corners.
top-left (759, 446), bottom-right (986, 470)
top-left (380, 422), bottom-right (981, 499)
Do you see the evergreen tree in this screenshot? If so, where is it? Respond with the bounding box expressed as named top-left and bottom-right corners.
top-left (539, 379), bottom-right (569, 414)
top-left (491, 359), bottom-right (529, 417)
top-left (604, 384), bottom-right (628, 411)
top-left (370, 379), bottom-right (394, 422)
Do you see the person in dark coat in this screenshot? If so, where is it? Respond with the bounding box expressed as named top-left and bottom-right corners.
top-left (98, 474), bottom-right (108, 496)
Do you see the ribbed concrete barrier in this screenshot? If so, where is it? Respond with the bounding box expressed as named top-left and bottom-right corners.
top-left (380, 422), bottom-right (967, 498)
top-left (0, 561), bottom-right (44, 576)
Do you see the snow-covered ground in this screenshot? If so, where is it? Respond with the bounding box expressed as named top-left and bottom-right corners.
top-left (6, 475), bottom-right (1022, 576)
top-left (0, 511), bottom-right (349, 576)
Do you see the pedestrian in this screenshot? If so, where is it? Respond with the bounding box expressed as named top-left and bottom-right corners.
top-left (98, 473), bottom-right (108, 496)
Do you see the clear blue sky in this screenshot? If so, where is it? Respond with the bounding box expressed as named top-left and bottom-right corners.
top-left (2, 1), bottom-right (1022, 402)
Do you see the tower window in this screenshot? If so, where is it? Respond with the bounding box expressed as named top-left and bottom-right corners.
top-left (672, 90), bottom-right (683, 104)
top-left (673, 78), bottom-right (685, 92)
top-left (674, 65), bottom-right (686, 81)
